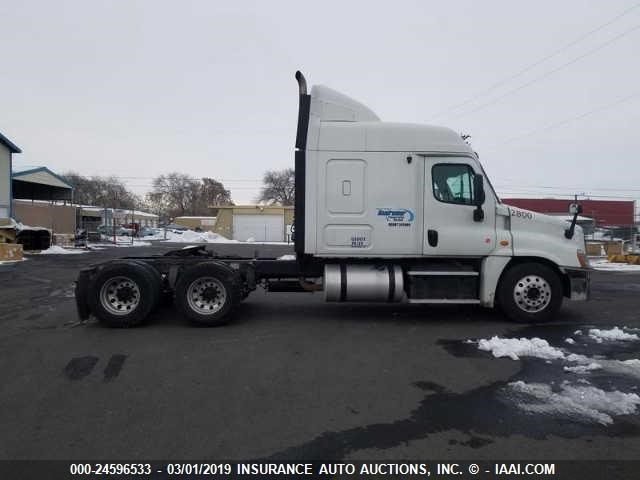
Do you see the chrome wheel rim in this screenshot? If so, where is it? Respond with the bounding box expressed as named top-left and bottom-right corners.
top-left (100, 276), bottom-right (141, 315)
top-left (186, 277), bottom-right (226, 315)
top-left (513, 274), bottom-right (552, 313)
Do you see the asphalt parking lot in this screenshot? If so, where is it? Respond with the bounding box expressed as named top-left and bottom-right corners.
top-left (0, 244), bottom-right (639, 461)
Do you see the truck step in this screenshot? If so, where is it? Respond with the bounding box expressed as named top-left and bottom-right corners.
top-left (408, 299), bottom-right (480, 304)
top-left (407, 270), bottom-right (478, 276)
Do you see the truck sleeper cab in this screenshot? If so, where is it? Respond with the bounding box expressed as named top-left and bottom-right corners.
top-left (74, 72), bottom-right (590, 327)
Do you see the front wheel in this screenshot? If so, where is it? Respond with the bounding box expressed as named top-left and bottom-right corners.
top-left (497, 262), bottom-right (563, 323)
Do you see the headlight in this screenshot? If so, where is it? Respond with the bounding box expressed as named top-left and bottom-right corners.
top-left (577, 249), bottom-right (590, 268)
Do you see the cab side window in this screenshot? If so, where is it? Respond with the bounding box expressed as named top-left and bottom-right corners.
top-left (432, 164), bottom-right (475, 205)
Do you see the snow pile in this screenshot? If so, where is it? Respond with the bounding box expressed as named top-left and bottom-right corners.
top-left (564, 338), bottom-right (576, 344)
top-left (159, 230), bottom-right (238, 244)
top-left (39, 246), bottom-right (87, 255)
top-left (594, 358), bottom-right (640, 379)
top-left (477, 336), bottom-right (565, 361)
top-left (127, 240), bottom-right (151, 247)
top-left (0, 258), bottom-right (27, 265)
top-left (476, 333), bottom-right (640, 377)
top-left (589, 258), bottom-right (640, 272)
top-left (588, 327), bottom-right (639, 343)
top-left (563, 363), bottom-right (602, 373)
top-left (507, 381), bottom-right (640, 425)
top-left (92, 237), bottom-right (152, 247)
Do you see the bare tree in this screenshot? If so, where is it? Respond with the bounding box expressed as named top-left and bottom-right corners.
top-left (147, 173), bottom-right (199, 217)
top-left (63, 172), bottom-right (140, 209)
top-left (147, 173), bottom-right (234, 218)
top-left (199, 177), bottom-right (233, 209)
top-left (258, 168), bottom-right (295, 205)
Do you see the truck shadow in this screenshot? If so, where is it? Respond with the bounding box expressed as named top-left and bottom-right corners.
top-left (134, 298), bottom-right (590, 329)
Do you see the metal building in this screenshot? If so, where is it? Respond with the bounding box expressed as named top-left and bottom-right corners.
top-left (213, 206), bottom-right (294, 242)
top-left (0, 131), bottom-right (21, 223)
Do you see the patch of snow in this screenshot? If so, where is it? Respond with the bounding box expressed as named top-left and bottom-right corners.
top-left (143, 229), bottom-right (290, 244)
top-left (574, 330), bottom-right (583, 335)
top-left (158, 230), bottom-right (238, 244)
top-left (595, 358), bottom-right (640, 379)
top-left (277, 254), bottom-right (296, 261)
top-left (566, 353), bottom-right (590, 363)
top-left (507, 381), bottom-right (640, 425)
top-left (130, 240), bottom-right (151, 247)
top-left (565, 338), bottom-right (576, 344)
top-left (38, 246), bottom-right (87, 255)
top-left (588, 327), bottom-right (639, 342)
top-left (477, 336), bottom-right (565, 361)
top-left (0, 258), bottom-right (27, 265)
top-left (563, 363), bottom-right (602, 374)
top-left (622, 359), bottom-right (640, 366)
top-left (89, 238), bottom-right (152, 248)
top-left (475, 333), bottom-right (640, 380)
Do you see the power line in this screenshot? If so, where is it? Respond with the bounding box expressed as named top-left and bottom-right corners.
top-left (482, 90), bottom-right (640, 149)
top-left (448, 23), bottom-right (640, 120)
top-left (497, 191), bottom-right (640, 200)
top-left (494, 184), bottom-right (640, 193)
top-left (429, 2), bottom-right (640, 121)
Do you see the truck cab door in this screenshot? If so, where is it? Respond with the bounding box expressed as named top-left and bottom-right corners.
top-left (423, 156), bottom-right (496, 256)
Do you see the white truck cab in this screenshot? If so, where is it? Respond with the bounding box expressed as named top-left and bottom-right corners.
top-left (294, 72), bottom-right (590, 323)
top-left (75, 72), bottom-right (591, 328)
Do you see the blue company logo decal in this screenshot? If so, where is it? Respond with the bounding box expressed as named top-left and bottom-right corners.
top-left (377, 208), bottom-right (415, 227)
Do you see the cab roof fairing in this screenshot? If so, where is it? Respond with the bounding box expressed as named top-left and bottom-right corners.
top-left (307, 84), bottom-right (472, 154)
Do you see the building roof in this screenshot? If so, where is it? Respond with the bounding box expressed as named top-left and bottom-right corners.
top-left (12, 166), bottom-right (73, 202)
top-left (0, 131), bottom-right (21, 153)
top-left (12, 166), bottom-right (73, 189)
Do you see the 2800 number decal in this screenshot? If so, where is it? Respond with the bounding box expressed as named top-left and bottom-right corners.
top-left (510, 209), bottom-right (533, 220)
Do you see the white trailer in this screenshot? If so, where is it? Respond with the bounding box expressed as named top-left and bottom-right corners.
top-left (74, 72), bottom-right (590, 327)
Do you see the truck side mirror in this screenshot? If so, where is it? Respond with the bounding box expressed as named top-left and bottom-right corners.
top-left (473, 174), bottom-right (485, 222)
top-left (565, 203), bottom-right (583, 239)
top-left (569, 203), bottom-right (583, 215)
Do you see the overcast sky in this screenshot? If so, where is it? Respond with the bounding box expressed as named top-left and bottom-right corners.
top-left (1, 0), bottom-right (639, 208)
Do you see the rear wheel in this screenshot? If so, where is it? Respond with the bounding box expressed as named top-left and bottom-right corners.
top-left (175, 263), bottom-right (240, 326)
top-left (497, 262), bottom-right (563, 323)
top-left (88, 262), bottom-right (156, 327)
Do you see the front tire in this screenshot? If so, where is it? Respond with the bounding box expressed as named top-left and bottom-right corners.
top-left (497, 262), bottom-right (563, 323)
top-left (175, 263), bottom-right (241, 326)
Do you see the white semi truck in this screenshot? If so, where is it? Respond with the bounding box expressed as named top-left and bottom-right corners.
top-left (74, 72), bottom-right (590, 326)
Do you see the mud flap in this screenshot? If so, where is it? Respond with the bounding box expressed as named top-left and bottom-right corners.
top-left (566, 268), bottom-right (590, 301)
top-left (74, 268), bottom-right (93, 320)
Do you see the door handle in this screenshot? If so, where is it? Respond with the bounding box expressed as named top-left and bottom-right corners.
top-left (427, 229), bottom-right (438, 247)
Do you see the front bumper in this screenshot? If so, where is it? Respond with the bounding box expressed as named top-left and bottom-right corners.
top-left (565, 268), bottom-right (591, 301)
